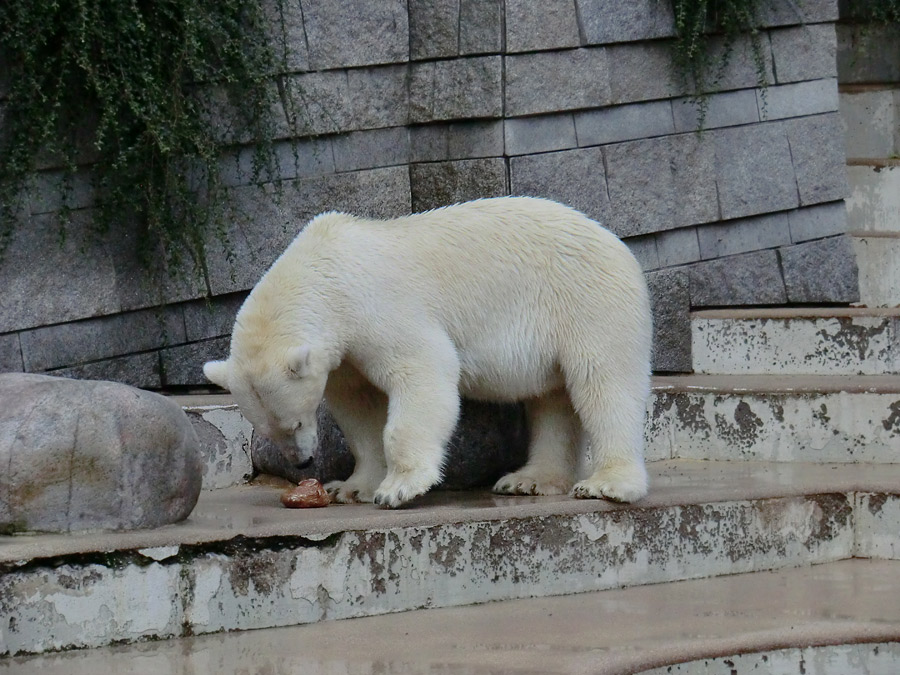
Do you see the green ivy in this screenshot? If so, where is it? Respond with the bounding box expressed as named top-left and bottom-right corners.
top-left (0, 0), bottom-right (281, 285)
top-left (672, 0), bottom-right (770, 127)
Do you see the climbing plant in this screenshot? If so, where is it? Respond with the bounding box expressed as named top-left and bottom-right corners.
top-left (0, 0), bottom-right (281, 285)
top-left (671, 0), bottom-right (770, 126)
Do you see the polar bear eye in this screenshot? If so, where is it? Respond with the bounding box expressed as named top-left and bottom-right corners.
top-left (292, 421), bottom-right (302, 432)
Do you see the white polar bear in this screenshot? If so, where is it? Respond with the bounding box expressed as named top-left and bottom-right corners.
top-left (204, 196), bottom-right (652, 508)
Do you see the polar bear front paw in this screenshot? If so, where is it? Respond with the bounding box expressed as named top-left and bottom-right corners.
top-left (324, 479), bottom-right (377, 504)
top-left (373, 469), bottom-right (438, 508)
top-left (572, 462), bottom-right (648, 503)
top-left (493, 469), bottom-right (572, 496)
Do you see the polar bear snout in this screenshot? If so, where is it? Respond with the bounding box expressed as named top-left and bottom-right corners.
top-left (292, 425), bottom-right (318, 467)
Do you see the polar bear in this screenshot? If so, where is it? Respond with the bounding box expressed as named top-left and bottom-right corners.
top-left (203, 196), bottom-right (652, 508)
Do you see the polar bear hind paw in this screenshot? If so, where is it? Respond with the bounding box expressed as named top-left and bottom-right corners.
top-left (493, 470), bottom-right (572, 496)
top-left (572, 463), bottom-right (648, 503)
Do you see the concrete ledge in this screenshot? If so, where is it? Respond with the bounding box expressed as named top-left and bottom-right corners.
top-left (5, 560), bottom-right (897, 674)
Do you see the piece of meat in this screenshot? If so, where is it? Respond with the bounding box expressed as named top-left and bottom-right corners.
top-left (281, 478), bottom-right (331, 508)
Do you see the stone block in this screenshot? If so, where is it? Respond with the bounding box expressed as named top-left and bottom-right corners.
top-left (577, 0), bottom-right (676, 44)
top-left (509, 147), bottom-right (610, 225)
top-left (608, 42), bottom-right (680, 105)
top-left (770, 24), bottom-right (837, 84)
top-left (221, 138), bottom-right (335, 187)
top-left (52, 352), bottom-right (163, 390)
top-left (713, 122), bottom-right (798, 220)
top-left (505, 0), bottom-right (580, 53)
top-left (0, 212), bottom-right (119, 334)
top-left (646, 269), bottom-right (691, 372)
top-left (624, 235), bottom-right (660, 271)
top-left (788, 202), bottom-right (848, 243)
top-left (300, 0), bottom-right (408, 70)
top-left (780, 236), bottom-right (860, 303)
top-left (410, 125), bottom-right (448, 163)
top-left (0, 333), bottom-right (22, 372)
top-left (697, 212), bottom-right (792, 259)
top-left (0, 373), bottom-right (201, 533)
top-left (672, 90), bottom-right (760, 132)
top-left (183, 293), bottom-right (248, 342)
top-left (20, 307), bottom-right (185, 372)
top-left (410, 57), bottom-right (503, 123)
top-left (263, 0), bottom-right (308, 73)
top-left (412, 120), bottom-right (505, 163)
top-left (697, 32), bottom-right (775, 93)
top-left (759, 78), bottom-right (839, 121)
top-left (205, 167), bottom-right (411, 295)
top-left (575, 100), bottom-right (675, 146)
top-left (506, 49), bottom-right (611, 117)
top-left (27, 169), bottom-right (94, 215)
top-left (409, 0), bottom-right (459, 60)
top-left (347, 65), bottom-right (410, 130)
top-left (604, 133), bottom-right (718, 237)
top-left (161, 338), bottom-right (231, 388)
top-left (759, 0), bottom-right (838, 25)
top-left (459, 0), bottom-right (503, 54)
top-left (688, 250), bottom-right (788, 306)
top-left (332, 127), bottom-right (410, 172)
top-left (410, 158), bottom-right (508, 212)
top-left (656, 227), bottom-right (701, 267)
top-left (837, 24), bottom-right (900, 84)
top-left (505, 114), bottom-right (577, 156)
top-left (280, 71), bottom-right (351, 137)
top-left (786, 113), bottom-right (850, 206)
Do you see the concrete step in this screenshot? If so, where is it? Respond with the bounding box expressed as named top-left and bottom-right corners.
top-left (4, 558), bottom-right (898, 675)
top-left (846, 160), bottom-right (900, 233)
top-left (647, 375), bottom-right (900, 464)
top-left (0, 460), bottom-right (897, 657)
top-left (692, 308), bottom-right (900, 375)
top-left (839, 85), bottom-right (900, 159)
top-left (852, 231), bottom-right (900, 308)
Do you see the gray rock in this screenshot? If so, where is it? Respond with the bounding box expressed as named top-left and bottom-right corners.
top-left (410, 158), bottom-right (508, 212)
top-left (577, 0), bottom-right (676, 44)
top-left (332, 127), bottom-right (410, 173)
top-left (263, 0), bottom-right (308, 72)
top-left (575, 100), bottom-right (675, 147)
top-left (608, 42), bottom-right (680, 105)
top-left (0, 334), bottom-right (22, 372)
top-left (624, 235), bottom-right (660, 272)
top-left (688, 250), bottom-right (788, 306)
top-left (604, 133), bottom-right (718, 237)
top-left (409, 0), bottom-right (460, 60)
top-left (646, 269), bottom-right (691, 372)
top-left (447, 120), bottom-right (505, 159)
top-left (506, 49), bottom-right (611, 117)
top-left (182, 293), bottom-right (248, 343)
top-left (780, 236), bottom-right (860, 303)
top-left (347, 65), bottom-right (410, 131)
top-left (713, 122), bottom-right (798, 220)
top-left (758, 78), bottom-right (839, 122)
top-left (20, 307), bottom-right (185, 372)
top-left (459, 0), bottom-right (503, 54)
top-left (785, 113), bottom-right (850, 206)
top-left (505, 114), bottom-right (578, 156)
top-left (410, 57), bottom-right (503, 123)
top-left (301, 0), bottom-right (409, 70)
top-left (279, 71), bottom-right (352, 137)
top-left (254, 400), bottom-right (528, 490)
top-left (770, 24), bottom-right (837, 84)
top-left (672, 90), bottom-right (760, 133)
top-left (656, 227), bottom-right (701, 268)
top-left (509, 147), bottom-right (611, 226)
top-left (0, 373), bottom-right (202, 533)
top-left (760, 0), bottom-right (837, 25)
top-left (505, 0), bottom-right (580, 53)
top-left (161, 338), bottom-right (230, 388)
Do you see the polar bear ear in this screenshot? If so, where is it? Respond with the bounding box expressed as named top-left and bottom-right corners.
top-left (286, 345), bottom-right (313, 379)
top-left (203, 360), bottom-right (232, 390)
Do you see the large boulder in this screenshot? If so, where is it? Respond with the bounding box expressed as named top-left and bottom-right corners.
top-left (0, 373), bottom-right (202, 534)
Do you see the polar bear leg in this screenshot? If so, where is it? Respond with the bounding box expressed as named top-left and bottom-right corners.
top-left (323, 363), bottom-right (388, 503)
top-left (567, 374), bottom-right (648, 503)
top-left (373, 346), bottom-right (461, 508)
top-left (493, 389), bottom-right (577, 496)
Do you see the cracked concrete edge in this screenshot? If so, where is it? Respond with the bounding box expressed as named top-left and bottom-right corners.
top-left (0, 492), bottom-right (870, 656)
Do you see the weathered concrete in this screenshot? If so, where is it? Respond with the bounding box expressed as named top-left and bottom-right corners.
top-left (648, 375), bottom-right (900, 463)
top-left (0, 374), bottom-right (202, 534)
top-left (852, 234), bottom-right (900, 308)
top-left (846, 162), bottom-right (900, 233)
top-left (4, 459), bottom-right (893, 655)
top-left (692, 308), bottom-right (900, 375)
top-left (840, 86), bottom-right (900, 159)
top-left (855, 493), bottom-right (900, 561)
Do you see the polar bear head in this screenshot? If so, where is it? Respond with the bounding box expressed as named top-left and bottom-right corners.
top-left (203, 345), bottom-right (327, 468)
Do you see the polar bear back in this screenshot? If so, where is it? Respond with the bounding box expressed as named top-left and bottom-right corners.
top-left (240, 196), bottom-right (651, 402)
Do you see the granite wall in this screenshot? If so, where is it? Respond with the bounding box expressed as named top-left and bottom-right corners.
top-left (0, 0), bottom-right (855, 385)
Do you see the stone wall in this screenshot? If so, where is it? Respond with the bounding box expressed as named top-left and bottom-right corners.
top-left (0, 0), bottom-right (855, 385)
